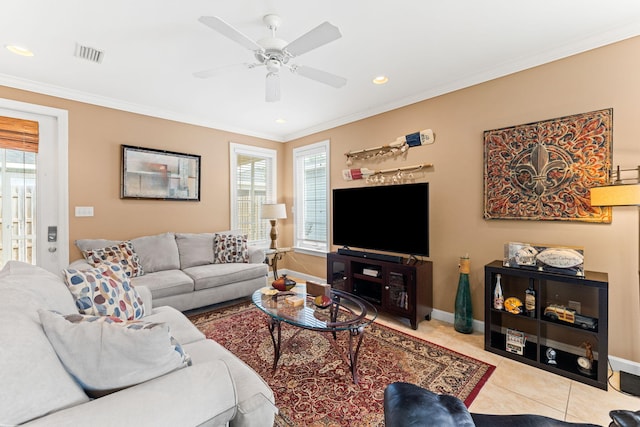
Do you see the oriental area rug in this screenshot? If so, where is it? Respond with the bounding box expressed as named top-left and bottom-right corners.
top-left (189, 301), bottom-right (494, 426)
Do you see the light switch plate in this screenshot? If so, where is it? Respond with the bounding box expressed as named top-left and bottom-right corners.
top-left (75, 206), bottom-right (94, 217)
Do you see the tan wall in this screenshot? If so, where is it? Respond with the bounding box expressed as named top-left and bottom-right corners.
top-left (284, 36), bottom-right (640, 362)
top-left (0, 86), bottom-right (284, 261)
top-left (0, 36), bottom-right (638, 361)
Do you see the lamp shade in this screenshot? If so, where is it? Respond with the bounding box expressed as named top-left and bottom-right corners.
top-left (590, 184), bottom-right (640, 207)
top-left (261, 203), bottom-right (287, 219)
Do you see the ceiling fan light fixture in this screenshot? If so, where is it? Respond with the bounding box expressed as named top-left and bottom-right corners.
top-left (265, 72), bottom-right (280, 102)
top-left (373, 75), bottom-right (389, 85)
top-left (266, 58), bottom-right (281, 73)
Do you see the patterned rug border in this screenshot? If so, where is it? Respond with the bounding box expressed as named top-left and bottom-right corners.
top-left (189, 299), bottom-right (495, 424)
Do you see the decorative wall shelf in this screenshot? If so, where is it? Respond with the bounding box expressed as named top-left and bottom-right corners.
top-left (342, 163), bottom-right (433, 183)
top-left (345, 129), bottom-right (434, 165)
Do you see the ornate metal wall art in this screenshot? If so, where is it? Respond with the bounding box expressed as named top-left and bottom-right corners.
top-left (483, 109), bottom-right (612, 222)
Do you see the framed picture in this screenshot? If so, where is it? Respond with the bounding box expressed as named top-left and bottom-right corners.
top-left (121, 145), bottom-right (200, 201)
top-left (483, 108), bottom-right (612, 223)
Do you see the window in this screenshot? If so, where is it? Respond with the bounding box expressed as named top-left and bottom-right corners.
top-left (293, 140), bottom-right (329, 253)
top-left (0, 116), bottom-right (39, 267)
top-left (230, 143), bottom-right (277, 246)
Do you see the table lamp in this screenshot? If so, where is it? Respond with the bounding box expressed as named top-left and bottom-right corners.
top-left (261, 203), bottom-right (287, 249)
top-left (590, 165), bottom-right (640, 395)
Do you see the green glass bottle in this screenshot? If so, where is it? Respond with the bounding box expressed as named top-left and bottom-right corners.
top-left (454, 255), bottom-right (473, 334)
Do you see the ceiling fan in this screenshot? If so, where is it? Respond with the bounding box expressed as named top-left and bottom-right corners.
top-left (194, 14), bottom-right (347, 102)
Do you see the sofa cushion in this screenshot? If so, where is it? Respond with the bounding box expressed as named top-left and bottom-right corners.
top-left (0, 261), bottom-right (78, 314)
top-left (132, 269), bottom-right (194, 299)
top-left (248, 245), bottom-right (267, 264)
top-left (39, 309), bottom-right (191, 397)
top-left (63, 263), bottom-right (145, 320)
top-left (0, 287), bottom-right (89, 426)
top-left (82, 240), bottom-right (144, 278)
top-left (175, 232), bottom-right (215, 269)
top-left (184, 263), bottom-right (268, 291)
top-left (214, 233), bottom-right (249, 263)
top-left (131, 232), bottom-right (180, 273)
top-left (75, 238), bottom-right (119, 252)
top-left (24, 361), bottom-right (238, 427)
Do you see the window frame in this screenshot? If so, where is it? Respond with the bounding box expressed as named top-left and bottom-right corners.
top-left (292, 140), bottom-right (330, 255)
top-left (229, 142), bottom-right (277, 247)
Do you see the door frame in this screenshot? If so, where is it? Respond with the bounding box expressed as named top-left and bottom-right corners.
top-left (0, 97), bottom-right (69, 272)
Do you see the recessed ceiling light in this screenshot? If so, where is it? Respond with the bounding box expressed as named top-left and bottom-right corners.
top-left (275, 118), bottom-right (287, 124)
top-left (5, 45), bottom-right (34, 57)
top-left (372, 75), bottom-right (389, 85)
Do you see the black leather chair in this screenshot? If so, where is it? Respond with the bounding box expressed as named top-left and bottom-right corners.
top-left (383, 382), bottom-right (627, 427)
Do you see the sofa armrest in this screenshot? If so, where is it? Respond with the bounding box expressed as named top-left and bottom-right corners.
top-left (248, 246), bottom-right (266, 264)
top-left (22, 360), bottom-right (237, 427)
top-left (384, 382), bottom-right (475, 427)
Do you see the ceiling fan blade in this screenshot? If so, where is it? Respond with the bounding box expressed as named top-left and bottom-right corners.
top-left (284, 21), bottom-right (341, 57)
top-left (193, 63), bottom-right (255, 79)
top-left (265, 72), bottom-right (280, 102)
top-left (294, 65), bottom-right (347, 88)
top-left (198, 16), bottom-right (262, 51)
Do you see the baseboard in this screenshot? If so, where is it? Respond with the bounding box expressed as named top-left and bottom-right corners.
top-left (431, 309), bottom-right (484, 334)
top-left (609, 355), bottom-right (640, 377)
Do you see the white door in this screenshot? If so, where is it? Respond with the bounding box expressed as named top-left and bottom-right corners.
top-left (0, 100), bottom-right (69, 274)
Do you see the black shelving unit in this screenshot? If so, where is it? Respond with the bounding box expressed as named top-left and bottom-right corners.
top-left (484, 260), bottom-right (608, 389)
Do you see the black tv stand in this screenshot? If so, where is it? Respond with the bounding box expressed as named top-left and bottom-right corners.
top-left (327, 252), bottom-right (433, 329)
top-left (336, 248), bottom-right (403, 264)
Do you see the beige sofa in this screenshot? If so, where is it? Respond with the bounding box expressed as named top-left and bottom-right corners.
top-left (0, 261), bottom-right (276, 426)
top-left (70, 232), bottom-right (269, 312)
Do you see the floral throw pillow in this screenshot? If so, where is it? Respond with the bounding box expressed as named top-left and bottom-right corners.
top-left (213, 233), bottom-right (249, 264)
top-left (62, 262), bottom-right (145, 320)
top-left (82, 240), bottom-right (144, 278)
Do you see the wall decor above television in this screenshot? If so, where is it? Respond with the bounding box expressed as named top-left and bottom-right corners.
top-left (332, 183), bottom-right (429, 257)
top-left (121, 145), bottom-right (201, 201)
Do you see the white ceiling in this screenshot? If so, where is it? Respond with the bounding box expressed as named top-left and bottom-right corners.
top-left (1, 1), bottom-right (639, 142)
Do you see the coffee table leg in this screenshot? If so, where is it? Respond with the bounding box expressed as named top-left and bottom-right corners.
top-left (348, 326), bottom-right (366, 384)
top-left (330, 297), bottom-right (340, 340)
top-left (267, 317), bottom-right (282, 371)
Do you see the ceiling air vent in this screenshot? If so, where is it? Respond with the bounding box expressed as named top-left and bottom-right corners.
top-left (74, 43), bottom-right (104, 63)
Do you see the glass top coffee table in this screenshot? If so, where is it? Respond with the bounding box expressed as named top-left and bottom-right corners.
top-left (251, 286), bottom-right (377, 383)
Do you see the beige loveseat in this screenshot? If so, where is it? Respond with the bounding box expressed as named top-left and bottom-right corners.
top-left (70, 232), bottom-right (269, 312)
top-left (0, 261), bottom-right (276, 426)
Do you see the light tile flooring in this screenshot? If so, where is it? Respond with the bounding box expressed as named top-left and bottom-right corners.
top-left (272, 277), bottom-right (639, 424)
top-left (373, 311), bottom-right (640, 426)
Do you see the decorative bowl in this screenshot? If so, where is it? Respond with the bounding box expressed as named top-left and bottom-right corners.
top-left (272, 274), bottom-right (296, 291)
top-left (313, 295), bottom-right (332, 309)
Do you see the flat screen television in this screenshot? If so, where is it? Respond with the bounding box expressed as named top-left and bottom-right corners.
top-left (332, 182), bottom-right (429, 257)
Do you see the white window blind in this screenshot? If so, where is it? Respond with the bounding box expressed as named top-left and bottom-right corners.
top-left (230, 143), bottom-right (277, 245)
top-left (293, 141), bottom-right (329, 253)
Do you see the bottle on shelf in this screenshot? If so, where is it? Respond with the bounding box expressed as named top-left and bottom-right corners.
top-left (454, 255), bottom-right (473, 334)
top-left (493, 274), bottom-right (504, 310)
top-left (525, 282), bottom-right (536, 317)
